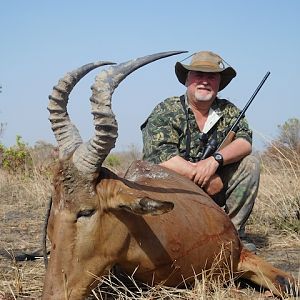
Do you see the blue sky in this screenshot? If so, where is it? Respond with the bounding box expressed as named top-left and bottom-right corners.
top-left (1, 1), bottom-right (299, 152)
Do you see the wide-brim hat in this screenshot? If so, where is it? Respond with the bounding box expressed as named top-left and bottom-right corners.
top-left (175, 51), bottom-right (236, 91)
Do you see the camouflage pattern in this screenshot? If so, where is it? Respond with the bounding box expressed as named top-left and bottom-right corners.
top-left (218, 155), bottom-right (260, 233)
top-left (141, 95), bottom-right (258, 233)
top-left (141, 95), bottom-right (252, 164)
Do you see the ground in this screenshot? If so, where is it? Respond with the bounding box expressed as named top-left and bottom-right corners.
top-left (0, 170), bottom-right (299, 299)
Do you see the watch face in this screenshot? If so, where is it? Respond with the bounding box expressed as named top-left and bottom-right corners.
top-left (215, 154), bottom-right (222, 160)
top-left (213, 153), bottom-right (223, 166)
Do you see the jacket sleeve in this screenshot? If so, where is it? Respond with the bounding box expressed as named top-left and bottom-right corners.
top-left (216, 99), bottom-right (252, 145)
top-left (234, 115), bottom-right (252, 144)
top-left (141, 102), bottom-right (180, 164)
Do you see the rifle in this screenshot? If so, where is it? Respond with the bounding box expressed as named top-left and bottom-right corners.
top-left (201, 71), bottom-right (271, 160)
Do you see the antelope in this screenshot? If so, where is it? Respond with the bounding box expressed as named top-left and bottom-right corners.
top-left (42, 51), bottom-right (297, 299)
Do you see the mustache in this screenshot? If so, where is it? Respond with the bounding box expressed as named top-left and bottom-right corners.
top-left (196, 84), bottom-right (212, 91)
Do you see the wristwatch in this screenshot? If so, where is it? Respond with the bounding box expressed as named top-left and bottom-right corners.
top-left (212, 152), bottom-right (224, 167)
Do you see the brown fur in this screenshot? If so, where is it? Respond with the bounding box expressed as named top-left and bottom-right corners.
top-left (42, 160), bottom-right (297, 299)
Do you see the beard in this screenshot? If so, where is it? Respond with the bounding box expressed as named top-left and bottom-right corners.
top-left (194, 89), bottom-right (215, 102)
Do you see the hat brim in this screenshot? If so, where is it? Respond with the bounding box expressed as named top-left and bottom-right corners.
top-left (175, 62), bottom-right (236, 91)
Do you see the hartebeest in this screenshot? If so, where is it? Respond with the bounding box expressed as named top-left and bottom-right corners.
top-left (42, 51), bottom-right (297, 299)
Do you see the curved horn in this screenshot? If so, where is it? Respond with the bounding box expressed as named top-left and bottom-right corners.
top-left (48, 61), bottom-right (115, 159)
top-left (73, 51), bottom-right (187, 176)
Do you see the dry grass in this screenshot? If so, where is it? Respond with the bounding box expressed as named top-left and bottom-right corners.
top-left (0, 167), bottom-right (51, 299)
top-left (0, 145), bottom-right (299, 299)
top-left (89, 271), bottom-right (258, 300)
top-left (250, 145), bottom-right (300, 234)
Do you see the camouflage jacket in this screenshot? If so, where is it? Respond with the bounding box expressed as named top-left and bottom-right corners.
top-left (141, 95), bottom-right (252, 164)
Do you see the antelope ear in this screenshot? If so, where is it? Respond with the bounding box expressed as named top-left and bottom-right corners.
top-left (118, 197), bottom-right (174, 216)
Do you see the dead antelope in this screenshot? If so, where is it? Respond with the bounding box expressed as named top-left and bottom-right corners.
top-left (42, 51), bottom-right (297, 299)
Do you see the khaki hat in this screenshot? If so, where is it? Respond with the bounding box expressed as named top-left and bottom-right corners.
top-left (175, 51), bottom-right (236, 91)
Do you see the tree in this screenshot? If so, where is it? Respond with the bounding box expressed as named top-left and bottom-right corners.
top-left (0, 123), bottom-right (5, 138)
top-left (277, 118), bottom-right (300, 152)
top-left (262, 118), bottom-right (300, 165)
top-left (0, 84), bottom-right (5, 138)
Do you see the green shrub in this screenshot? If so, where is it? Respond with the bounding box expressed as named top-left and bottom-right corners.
top-left (105, 154), bottom-right (121, 168)
top-left (0, 135), bottom-right (32, 173)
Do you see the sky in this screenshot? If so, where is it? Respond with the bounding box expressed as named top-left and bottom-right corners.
top-left (1, 1), bottom-right (300, 153)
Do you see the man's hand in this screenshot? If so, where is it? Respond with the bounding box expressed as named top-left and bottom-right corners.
top-left (158, 139), bottom-right (252, 197)
top-left (160, 155), bottom-right (197, 180)
top-left (160, 155), bottom-right (221, 192)
top-left (190, 156), bottom-right (219, 187)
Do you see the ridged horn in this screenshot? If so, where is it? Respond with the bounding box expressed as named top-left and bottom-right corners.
top-left (72, 51), bottom-right (187, 176)
top-left (48, 61), bottom-right (115, 159)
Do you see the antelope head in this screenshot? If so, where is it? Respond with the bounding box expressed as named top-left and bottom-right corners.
top-left (42, 51), bottom-right (186, 299)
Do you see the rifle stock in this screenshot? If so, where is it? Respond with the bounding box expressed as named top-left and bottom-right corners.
top-left (217, 131), bottom-right (236, 151)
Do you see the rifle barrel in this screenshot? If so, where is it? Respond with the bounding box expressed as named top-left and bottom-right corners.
top-left (230, 71), bottom-right (270, 133)
top-left (216, 71), bottom-right (270, 152)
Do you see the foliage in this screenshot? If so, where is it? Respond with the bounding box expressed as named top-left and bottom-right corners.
top-left (30, 140), bottom-right (57, 173)
top-left (103, 145), bottom-right (142, 175)
top-left (0, 136), bottom-right (57, 176)
top-left (277, 117), bottom-right (300, 151)
top-left (104, 154), bottom-right (121, 169)
top-left (0, 135), bottom-right (32, 173)
top-left (262, 118), bottom-right (300, 166)
top-left (0, 86), bottom-right (6, 138)
top-left (0, 122), bottom-right (5, 138)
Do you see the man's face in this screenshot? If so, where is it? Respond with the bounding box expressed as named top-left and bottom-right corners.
top-left (186, 71), bottom-right (220, 103)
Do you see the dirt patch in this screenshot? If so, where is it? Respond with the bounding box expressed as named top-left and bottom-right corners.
top-left (243, 230), bottom-right (300, 278)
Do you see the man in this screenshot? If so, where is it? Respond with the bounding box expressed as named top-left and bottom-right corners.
top-left (141, 51), bottom-right (260, 251)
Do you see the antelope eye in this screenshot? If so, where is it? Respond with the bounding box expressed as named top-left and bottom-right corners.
top-left (77, 209), bottom-right (96, 219)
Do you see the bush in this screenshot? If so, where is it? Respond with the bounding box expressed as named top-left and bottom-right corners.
top-left (0, 137), bottom-right (57, 176)
top-left (262, 118), bottom-right (300, 166)
top-left (104, 154), bottom-right (121, 169)
top-left (29, 140), bottom-right (57, 174)
top-left (0, 135), bottom-right (32, 174)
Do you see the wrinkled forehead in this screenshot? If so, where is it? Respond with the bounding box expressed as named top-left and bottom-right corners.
top-left (52, 161), bottom-right (97, 206)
